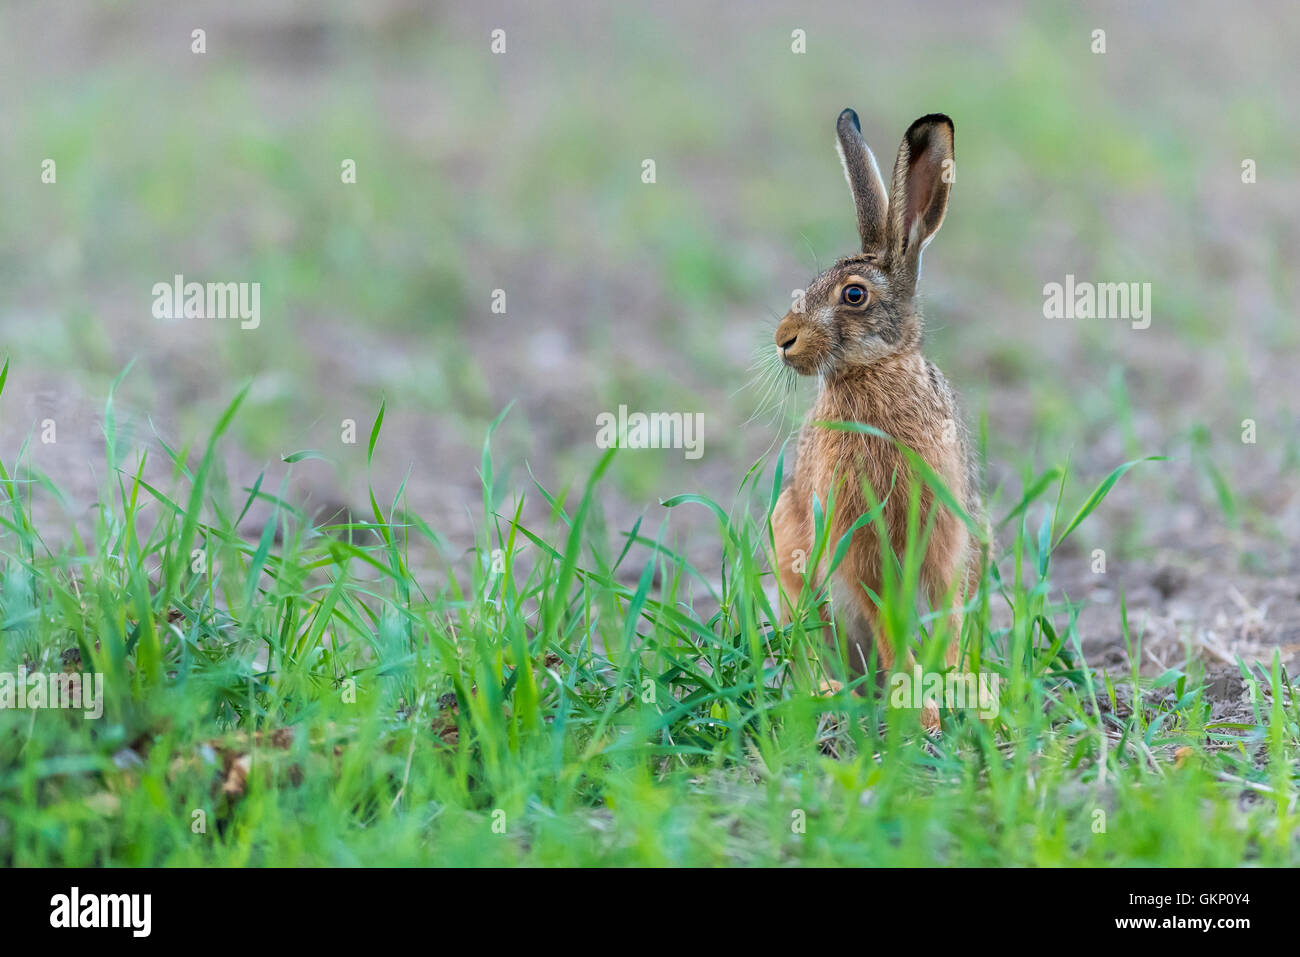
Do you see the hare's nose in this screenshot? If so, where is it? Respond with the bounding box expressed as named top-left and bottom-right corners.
top-left (774, 314), bottom-right (802, 355)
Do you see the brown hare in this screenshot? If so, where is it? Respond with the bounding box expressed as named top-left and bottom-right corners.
top-left (771, 109), bottom-right (982, 732)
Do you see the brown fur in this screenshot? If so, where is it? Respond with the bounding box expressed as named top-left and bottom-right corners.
top-left (771, 112), bottom-right (981, 731)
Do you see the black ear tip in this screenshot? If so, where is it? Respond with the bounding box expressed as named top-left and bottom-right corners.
top-left (838, 108), bottom-right (861, 132)
top-left (909, 112), bottom-right (954, 134)
top-left (905, 113), bottom-right (955, 151)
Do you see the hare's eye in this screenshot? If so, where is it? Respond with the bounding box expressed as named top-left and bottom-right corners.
top-left (841, 284), bottom-right (868, 306)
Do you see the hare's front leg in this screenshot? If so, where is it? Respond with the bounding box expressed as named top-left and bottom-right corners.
top-left (772, 488), bottom-right (844, 694)
top-left (772, 487), bottom-right (810, 624)
top-left (854, 593), bottom-right (942, 734)
top-left (839, 548), bottom-right (943, 734)
top-left (921, 508), bottom-right (974, 670)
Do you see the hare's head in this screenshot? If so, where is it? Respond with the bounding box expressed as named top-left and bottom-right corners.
top-left (775, 110), bottom-right (954, 377)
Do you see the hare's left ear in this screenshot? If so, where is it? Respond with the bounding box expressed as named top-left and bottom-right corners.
top-left (885, 113), bottom-right (954, 286)
top-left (836, 108), bottom-right (889, 253)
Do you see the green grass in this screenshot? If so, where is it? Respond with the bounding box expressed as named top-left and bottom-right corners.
top-left (1, 356), bottom-right (1296, 866)
top-left (1, 3), bottom-right (1297, 870)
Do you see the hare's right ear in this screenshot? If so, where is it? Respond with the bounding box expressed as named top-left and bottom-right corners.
top-left (835, 108), bottom-right (889, 253)
top-left (884, 114), bottom-right (954, 288)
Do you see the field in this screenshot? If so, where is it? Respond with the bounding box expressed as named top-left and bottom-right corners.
top-left (1, 0), bottom-right (1297, 866)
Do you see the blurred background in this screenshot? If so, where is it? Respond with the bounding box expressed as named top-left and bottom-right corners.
top-left (1, 0), bottom-right (1297, 672)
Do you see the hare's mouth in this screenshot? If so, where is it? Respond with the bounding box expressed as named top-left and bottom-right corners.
top-left (777, 343), bottom-right (821, 376)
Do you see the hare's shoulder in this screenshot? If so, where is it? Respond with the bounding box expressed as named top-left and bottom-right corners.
top-left (922, 357), bottom-right (957, 413)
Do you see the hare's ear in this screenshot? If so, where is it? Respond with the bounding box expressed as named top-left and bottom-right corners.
top-left (836, 108), bottom-right (889, 253)
top-left (885, 113), bottom-right (954, 286)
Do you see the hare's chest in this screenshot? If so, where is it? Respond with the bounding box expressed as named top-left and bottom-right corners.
top-left (799, 422), bottom-right (909, 502)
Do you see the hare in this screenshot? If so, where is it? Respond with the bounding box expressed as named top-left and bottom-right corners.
top-left (771, 110), bottom-right (982, 732)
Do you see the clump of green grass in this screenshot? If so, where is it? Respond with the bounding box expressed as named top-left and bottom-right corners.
top-left (0, 357), bottom-right (1295, 866)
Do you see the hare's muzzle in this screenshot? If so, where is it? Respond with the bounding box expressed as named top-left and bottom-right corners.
top-left (774, 312), bottom-right (814, 369)
top-left (774, 314), bottom-right (800, 355)
top-left (774, 312), bottom-right (828, 376)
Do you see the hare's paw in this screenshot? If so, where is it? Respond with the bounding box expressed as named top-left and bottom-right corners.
top-left (921, 699), bottom-right (942, 735)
